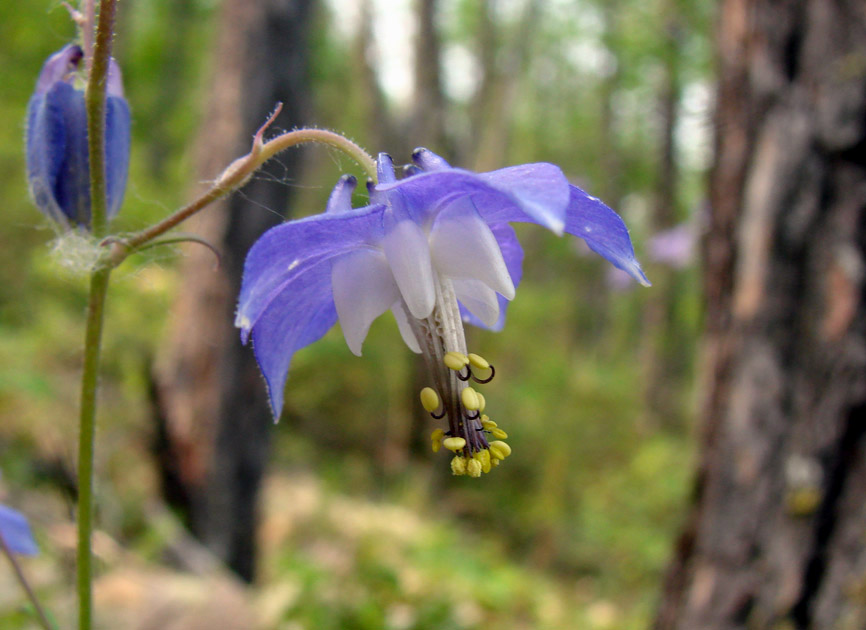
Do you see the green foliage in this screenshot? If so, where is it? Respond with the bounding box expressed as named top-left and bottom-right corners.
top-left (0, 0), bottom-right (711, 627)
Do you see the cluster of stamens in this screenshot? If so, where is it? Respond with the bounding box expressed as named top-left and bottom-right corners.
top-left (419, 351), bottom-right (512, 477)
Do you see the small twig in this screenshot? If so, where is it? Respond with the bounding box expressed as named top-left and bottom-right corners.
top-left (0, 534), bottom-right (56, 630)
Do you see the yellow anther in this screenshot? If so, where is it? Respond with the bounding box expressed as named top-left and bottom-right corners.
top-left (467, 458), bottom-right (483, 478)
top-left (490, 428), bottom-right (508, 439)
top-left (476, 392), bottom-right (486, 413)
top-left (491, 458), bottom-right (500, 467)
top-left (489, 440), bottom-right (512, 460)
top-left (451, 456), bottom-right (467, 476)
top-left (430, 429), bottom-right (444, 453)
top-left (475, 449), bottom-right (492, 474)
top-left (481, 416), bottom-right (498, 430)
top-left (467, 353), bottom-right (490, 370)
top-left (443, 351), bottom-right (469, 371)
top-left (461, 387), bottom-right (480, 411)
top-left (443, 437), bottom-right (467, 452)
top-left (420, 387), bottom-right (441, 413)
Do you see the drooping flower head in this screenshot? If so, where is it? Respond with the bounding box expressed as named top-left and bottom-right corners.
top-left (26, 45), bottom-right (131, 228)
top-left (236, 149), bottom-right (648, 476)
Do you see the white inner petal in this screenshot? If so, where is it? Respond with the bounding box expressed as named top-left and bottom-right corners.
top-left (382, 220), bottom-right (436, 319)
top-left (325, 175), bottom-right (356, 214)
top-left (451, 277), bottom-right (501, 328)
top-left (332, 249), bottom-right (400, 356)
top-left (429, 201), bottom-right (516, 300)
top-left (391, 301), bottom-right (421, 353)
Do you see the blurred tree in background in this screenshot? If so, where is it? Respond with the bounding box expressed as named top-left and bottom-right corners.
top-left (151, 0), bottom-right (314, 582)
top-left (657, 1), bottom-right (866, 629)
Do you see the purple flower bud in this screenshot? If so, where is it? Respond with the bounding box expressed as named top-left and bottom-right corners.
top-left (26, 45), bottom-right (131, 228)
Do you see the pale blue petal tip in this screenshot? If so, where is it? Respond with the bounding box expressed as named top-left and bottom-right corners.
top-left (0, 505), bottom-right (38, 556)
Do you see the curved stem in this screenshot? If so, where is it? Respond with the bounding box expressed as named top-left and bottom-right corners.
top-left (0, 534), bottom-right (56, 630)
top-left (258, 128), bottom-right (377, 180)
top-left (113, 127), bottom-right (377, 262)
top-left (76, 267), bottom-right (111, 630)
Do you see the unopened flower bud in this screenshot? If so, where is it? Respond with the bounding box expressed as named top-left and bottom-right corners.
top-left (26, 45), bottom-right (130, 228)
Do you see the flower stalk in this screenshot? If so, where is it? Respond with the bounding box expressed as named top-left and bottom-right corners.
top-left (78, 0), bottom-right (117, 628)
top-left (110, 109), bottom-right (377, 266)
top-left (0, 533), bottom-right (55, 630)
top-left (76, 266), bottom-right (110, 630)
top-left (84, 0), bottom-right (118, 238)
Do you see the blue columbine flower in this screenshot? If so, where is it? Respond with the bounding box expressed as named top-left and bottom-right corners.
top-left (26, 44), bottom-right (131, 228)
top-left (236, 149), bottom-right (648, 476)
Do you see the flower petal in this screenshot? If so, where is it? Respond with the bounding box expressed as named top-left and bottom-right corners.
top-left (236, 204), bottom-right (385, 340)
top-left (565, 185), bottom-right (650, 286)
top-left (332, 248), bottom-right (401, 356)
top-left (478, 163), bottom-right (570, 233)
top-left (429, 199), bottom-right (515, 300)
top-left (458, 223), bottom-right (523, 331)
top-left (452, 277), bottom-right (500, 328)
top-left (34, 45), bottom-right (81, 94)
top-left (382, 218), bottom-right (436, 319)
top-left (105, 94), bottom-right (130, 220)
top-left (377, 163), bottom-right (570, 233)
top-left (411, 147), bottom-right (451, 171)
top-left (250, 261), bottom-right (338, 418)
top-left (377, 152), bottom-right (397, 184)
top-left (391, 302), bottom-right (421, 353)
top-left (27, 81), bottom-right (88, 225)
top-left (0, 505), bottom-right (38, 556)
top-left (326, 174), bottom-right (358, 214)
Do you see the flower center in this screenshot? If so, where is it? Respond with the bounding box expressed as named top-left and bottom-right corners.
top-left (406, 274), bottom-right (511, 477)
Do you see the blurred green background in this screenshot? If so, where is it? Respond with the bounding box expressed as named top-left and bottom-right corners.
top-left (0, 0), bottom-right (711, 627)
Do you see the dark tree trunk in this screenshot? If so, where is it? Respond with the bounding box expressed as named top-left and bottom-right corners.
top-left (655, 1), bottom-right (866, 629)
top-left (150, 0), bottom-right (314, 582)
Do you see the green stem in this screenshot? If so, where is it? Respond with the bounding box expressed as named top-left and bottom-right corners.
top-left (84, 0), bottom-right (118, 238)
top-left (0, 534), bottom-right (56, 630)
top-left (111, 127), bottom-right (377, 263)
top-left (257, 128), bottom-right (378, 181)
top-left (76, 267), bottom-right (111, 630)
top-left (79, 2), bottom-right (117, 625)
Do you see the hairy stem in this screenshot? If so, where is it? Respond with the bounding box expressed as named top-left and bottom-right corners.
top-left (84, 0), bottom-right (118, 238)
top-left (77, 2), bottom-right (118, 628)
top-left (112, 127), bottom-right (377, 263)
top-left (76, 267), bottom-right (111, 630)
top-left (0, 534), bottom-right (56, 630)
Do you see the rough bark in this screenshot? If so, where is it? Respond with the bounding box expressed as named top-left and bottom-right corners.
top-left (151, 0), bottom-right (314, 582)
top-left (655, 1), bottom-right (866, 629)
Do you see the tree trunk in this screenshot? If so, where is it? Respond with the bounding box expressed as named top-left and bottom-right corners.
top-left (655, 1), bottom-right (866, 629)
top-left (151, 0), bottom-right (314, 582)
